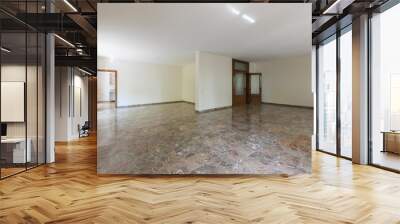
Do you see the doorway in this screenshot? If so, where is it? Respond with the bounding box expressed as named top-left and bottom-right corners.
top-left (232, 59), bottom-right (249, 106)
top-left (249, 73), bottom-right (262, 104)
top-left (232, 60), bottom-right (262, 106)
top-left (97, 69), bottom-right (117, 110)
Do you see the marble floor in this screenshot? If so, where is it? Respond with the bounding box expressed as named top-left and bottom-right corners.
top-left (98, 102), bottom-right (313, 175)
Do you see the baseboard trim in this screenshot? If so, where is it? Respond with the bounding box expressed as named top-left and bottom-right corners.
top-left (262, 102), bottom-right (313, 109)
top-left (182, 101), bottom-right (195, 105)
top-left (196, 105), bottom-right (232, 113)
top-left (117, 101), bottom-right (184, 108)
top-left (97, 100), bottom-right (115, 103)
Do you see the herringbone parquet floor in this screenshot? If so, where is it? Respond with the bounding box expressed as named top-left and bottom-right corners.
top-left (1, 135), bottom-right (400, 224)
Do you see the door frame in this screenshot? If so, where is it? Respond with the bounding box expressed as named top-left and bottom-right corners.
top-left (232, 59), bottom-right (250, 106)
top-left (97, 69), bottom-right (118, 108)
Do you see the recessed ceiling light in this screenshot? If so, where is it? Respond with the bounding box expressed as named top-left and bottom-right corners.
top-left (54, 34), bottom-right (75, 48)
top-left (63, 0), bottom-right (78, 12)
top-left (231, 7), bottom-right (240, 15)
top-left (78, 67), bottom-right (92, 76)
top-left (323, 0), bottom-right (344, 14)
top-left (1, 47), bottom-right (11, 53)
top-left (242, 14), bottom-right (255, 23)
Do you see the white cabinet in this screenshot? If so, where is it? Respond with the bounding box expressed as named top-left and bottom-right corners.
top-left (1, 138), bottom-right (32, 163)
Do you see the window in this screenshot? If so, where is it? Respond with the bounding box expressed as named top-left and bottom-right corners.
top-left (339, 27), bottom-right (352, 158)
top-left (317, 35), bottom-right (337, 154)
top-left (316, 26), bottom-right (353, 159)
top-left (370, 3), bottom-right (400, 171)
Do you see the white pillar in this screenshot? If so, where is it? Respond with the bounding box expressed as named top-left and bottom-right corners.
top-left (352, 14), bottom-right (369, 164)
top-left (312, 45), bottom-right (317, 151)
top-left (46, 33), bottom-right (55, 163)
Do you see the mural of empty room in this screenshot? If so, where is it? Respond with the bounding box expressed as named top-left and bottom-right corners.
top-left (97, 3), bottom-right (312, 175)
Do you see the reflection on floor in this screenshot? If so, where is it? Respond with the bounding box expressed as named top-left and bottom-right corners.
top-left (0, 167), bottom-right (25, 178)
top-left (1, 135), bottom-right (400, 223)
top-left (97, 101), bottom-right (115, 111)
top-left (373, 150), bottom-right (400, 171)
top-left (98, 102), bottom-right (313, 175)
top-left (0, 162), bottom-right (40, 179)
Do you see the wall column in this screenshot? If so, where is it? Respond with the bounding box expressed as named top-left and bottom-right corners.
top-left (352, 14), bottom-right (369, 164)
top-left (46, 32), bottom-right (55, 163)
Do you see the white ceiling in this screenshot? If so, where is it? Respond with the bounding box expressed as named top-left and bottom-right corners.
top-left (98, 3), bottom-right (311, 65)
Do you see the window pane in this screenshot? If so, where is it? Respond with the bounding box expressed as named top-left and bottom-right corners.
top-left (340, 29), bottom-right (352, 158)
top-left (318, 37), bottom-right (337, 154)
top-left (371, 3), bottom-right (400, 171)
top-left (234, 61), bottom-right (247, 71)
top-left (234, 72), bottom-right (246, 96)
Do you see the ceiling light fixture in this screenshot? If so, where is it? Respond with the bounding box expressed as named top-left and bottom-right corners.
top-left (242, 14), bottom-right (255, 23)
top-left (322, 0), bottom-right (343, 14)
top-left (231, 7), bottom-right (240, 15)
top-left (78, 67), bottom-right (93, 76)
top-left (1, 47), bottom-right (11, 53)
top-left (54, 34), bottom-right (75, 48)
top-left (63, 0), bottom-right (78, 12)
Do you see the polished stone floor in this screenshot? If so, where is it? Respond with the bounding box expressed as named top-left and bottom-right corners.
top-left (98, 102), bottom-right (313, 175)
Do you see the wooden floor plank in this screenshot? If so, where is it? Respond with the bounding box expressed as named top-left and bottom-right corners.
top-left (0, 135), bottom-right (399, 223)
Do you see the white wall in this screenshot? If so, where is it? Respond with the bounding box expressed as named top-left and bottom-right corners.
top-left (55, 67), bottom-right (89, 141)
top-left (182, 63), bottom-right (195, 103)
top-left (97, 72), bottom-right (112, 102)
top-left (249, 62), bottom-right (256, 73)
top-left (54, 67), bottom-right (69, 141)
top-left (254, 55), bottom-right (313, 107)
top-left (195, 52), bottom-right (232, 111)
top-left (98, 57), bottom-right (182, 107)
top-left (1, 65), bottom-right (43, 138)
top-left (97, 53), bottom-right (311, 110)
top-left (71, 74), bottom-right (89, 138)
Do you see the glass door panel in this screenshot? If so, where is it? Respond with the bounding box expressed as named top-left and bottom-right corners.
top-left (232, 59), bottom-right (249, 106)
top-left (1, 32), bottom-right (28, 178)
top-left (0, 1), bottom-right (46, 179)
top-left (234, 72), bottom-right (246, 96)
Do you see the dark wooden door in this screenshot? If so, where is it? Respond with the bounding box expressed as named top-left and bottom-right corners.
top-left (232, 59), bottom-right (250, 106)
top-left (233, 71), bottom-right (247, 105)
